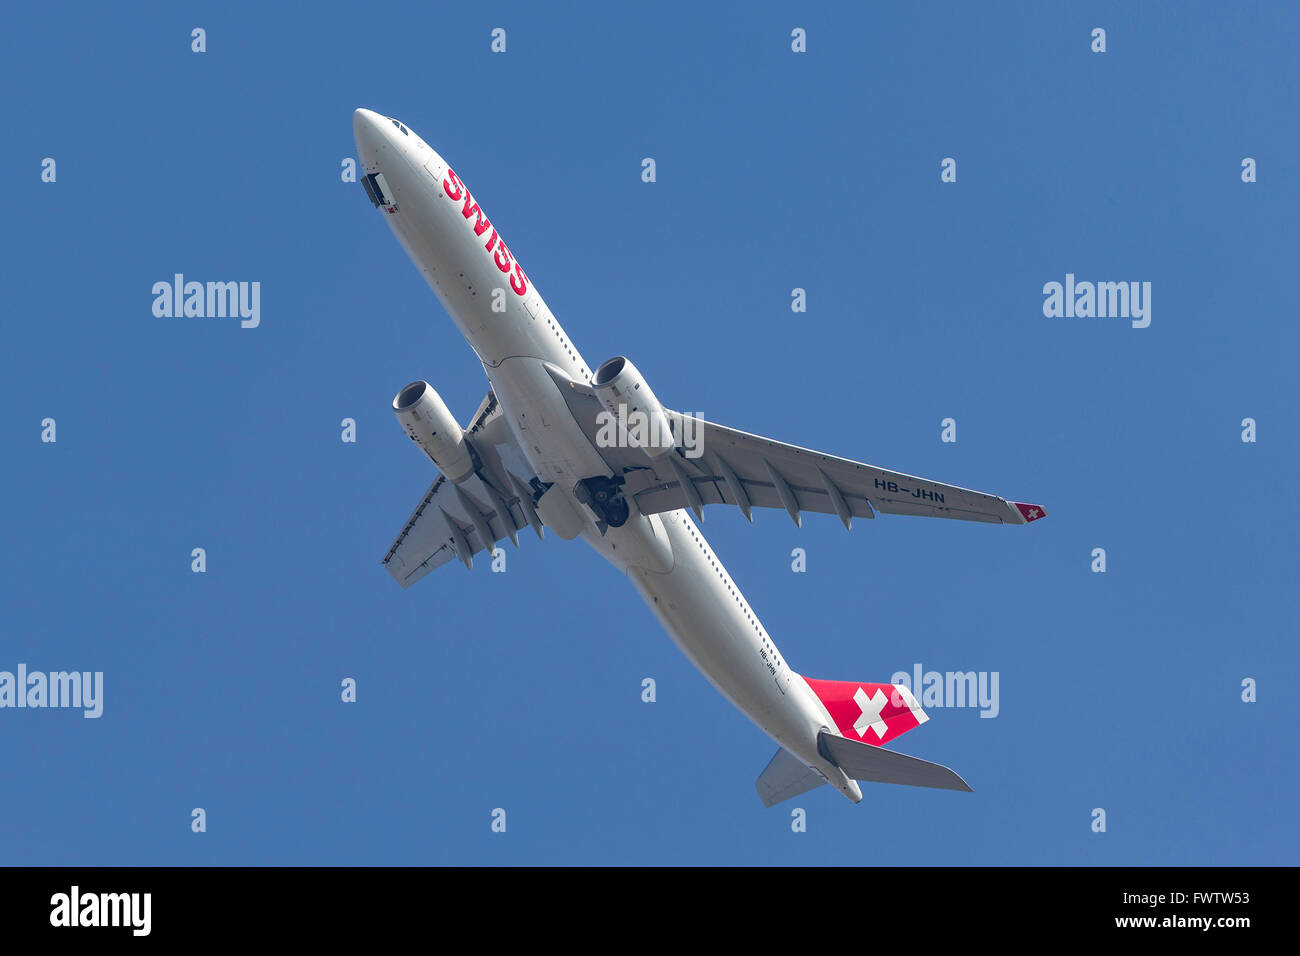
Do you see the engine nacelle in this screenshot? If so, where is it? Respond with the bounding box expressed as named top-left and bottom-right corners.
top-left (590, 356), bottom-right (676, 458)
top-left (392, 381), bottom-right (476, 482)
top-left (535, 483), bottom-right (587, 540)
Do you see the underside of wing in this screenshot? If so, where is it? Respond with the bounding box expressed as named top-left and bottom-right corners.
top-left (382, 474), bottom-right (460, 587)
top-left (630, 415), bottom-right (1045, 526)
top-left (546, 367), bottom-right (1046, 528)
top-left (382, 389), bottom-right (542, 587)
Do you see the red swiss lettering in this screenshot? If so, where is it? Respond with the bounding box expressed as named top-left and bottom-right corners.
top-left (442, 169), bottom-right (463, 201)
top-left (461, 194), bottom-right (492, 237)
top-left (494, 241), bottom-right (512, 273)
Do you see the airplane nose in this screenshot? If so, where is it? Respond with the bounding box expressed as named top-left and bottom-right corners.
top-left (353, 108), bottom-right (387, 156)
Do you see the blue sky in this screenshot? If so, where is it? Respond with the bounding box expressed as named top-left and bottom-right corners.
top-left (1, 1), bottom-right (1295, 865)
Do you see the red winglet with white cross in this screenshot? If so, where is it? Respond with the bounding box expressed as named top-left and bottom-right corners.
top-left (1012, 501), bottom-right (1048, 523)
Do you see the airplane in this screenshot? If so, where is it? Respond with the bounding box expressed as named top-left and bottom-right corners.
top-left (352, 108), bottom-right (1047, 807)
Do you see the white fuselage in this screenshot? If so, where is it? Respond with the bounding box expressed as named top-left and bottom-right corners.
top-left (354, 109), bottom-right (859, 801)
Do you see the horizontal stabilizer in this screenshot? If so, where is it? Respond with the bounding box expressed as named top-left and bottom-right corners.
top-left (818, 731), bottom-right (973, 792)
top-left (755, 747), bottom-right (827, 808)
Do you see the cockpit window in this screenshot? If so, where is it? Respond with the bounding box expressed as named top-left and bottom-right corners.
top-left (391, 119), bottom-right (409, 135)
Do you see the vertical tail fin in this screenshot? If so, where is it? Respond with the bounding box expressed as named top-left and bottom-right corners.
top-left (801, 677), bottom-right (929, 745)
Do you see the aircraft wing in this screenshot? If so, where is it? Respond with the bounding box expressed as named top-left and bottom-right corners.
top-left (546, 367), bottom-right (1046, 528)
top-left (382, 390), bottom-right (541, 587)
top-left (627, 414), bottom-right (1048, 527)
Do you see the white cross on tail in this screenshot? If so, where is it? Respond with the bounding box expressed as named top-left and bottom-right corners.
top-left (853, 686), bottom-right (890, 739)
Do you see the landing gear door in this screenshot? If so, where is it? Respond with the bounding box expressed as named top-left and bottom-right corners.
top-left (361, 172), bottom-right (398, 214)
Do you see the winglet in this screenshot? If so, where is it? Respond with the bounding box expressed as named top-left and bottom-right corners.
top-left (1010, 501), bottom-right (1048, 524)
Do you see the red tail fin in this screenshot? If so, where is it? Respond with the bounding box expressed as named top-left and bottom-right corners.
top-left (801, 677), bottom-right (929, 746)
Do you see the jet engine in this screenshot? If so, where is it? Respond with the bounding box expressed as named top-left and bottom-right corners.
top-left (392, 381), bottom-right (476, 482)
top-left (590, 356), bottom-right (676, 458)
